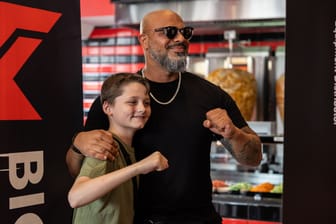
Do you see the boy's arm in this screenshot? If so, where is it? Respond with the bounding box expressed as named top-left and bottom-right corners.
top-left (68, 151), bottom-right (168, 208)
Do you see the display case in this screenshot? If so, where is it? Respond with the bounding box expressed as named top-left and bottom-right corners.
top-left (204, 37), bottom-right (285, 224)
top-left (210, 121), bottom-right (284, 223)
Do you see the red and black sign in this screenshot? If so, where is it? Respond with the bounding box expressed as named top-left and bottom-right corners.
top-left (0, 1), bottom-right (82, 223)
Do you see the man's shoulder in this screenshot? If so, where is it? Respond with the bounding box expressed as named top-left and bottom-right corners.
top-left (182, 71), bottom-right (218, 88)
top-left (182, 71), bottom-right (205, 79)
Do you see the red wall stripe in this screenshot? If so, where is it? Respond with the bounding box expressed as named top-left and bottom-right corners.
top-left (82, 63), bottom-right (144, 73)
top-left (89, 27), bottom-right (139, 38)
top-left (83, 41), bottom-right (284, 56)
top-left (82, 46), bottom-right (143, 56)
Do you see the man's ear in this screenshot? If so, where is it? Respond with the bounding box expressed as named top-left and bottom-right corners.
top-left (138, 34), bottom-right (148, 49)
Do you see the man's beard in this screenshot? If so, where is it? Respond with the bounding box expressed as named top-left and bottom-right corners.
top-left (149, 47), bottom-right (187, 73)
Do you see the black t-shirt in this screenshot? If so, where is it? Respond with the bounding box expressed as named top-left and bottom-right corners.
top-left (84, 71), bottom-right (246, 222)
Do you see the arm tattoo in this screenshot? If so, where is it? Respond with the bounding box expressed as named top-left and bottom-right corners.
top-left (240, 138), bottom-right (261, 163)
top-left (220, 138), bottom-right (234, 156)
top-left (220, 134), bottom-right (261, 166)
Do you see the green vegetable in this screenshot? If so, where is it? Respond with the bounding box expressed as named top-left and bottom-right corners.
top-left (270, 183), bottom-right (283, 193)
top-left (229, 182), bottom-right (252, 191)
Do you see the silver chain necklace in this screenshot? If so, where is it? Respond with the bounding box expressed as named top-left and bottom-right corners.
top-left (141, 69), bottom-right (181, 105)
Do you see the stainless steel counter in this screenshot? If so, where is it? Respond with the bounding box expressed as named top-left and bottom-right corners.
top-left (212, 192), bottom-right (282, 222)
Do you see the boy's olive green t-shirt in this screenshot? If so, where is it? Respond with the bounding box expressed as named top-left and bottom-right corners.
top-left (72, 139), bottom-right (136, 224)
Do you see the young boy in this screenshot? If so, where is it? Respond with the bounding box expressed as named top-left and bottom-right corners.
top-left (68, 73), bottom-right (169, 224)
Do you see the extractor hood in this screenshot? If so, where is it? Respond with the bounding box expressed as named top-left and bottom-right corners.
top-left (113, 0), bottom-right (286, 31)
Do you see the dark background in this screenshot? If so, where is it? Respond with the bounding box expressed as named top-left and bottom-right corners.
top-left (284, 0), bottom-right (336, 223)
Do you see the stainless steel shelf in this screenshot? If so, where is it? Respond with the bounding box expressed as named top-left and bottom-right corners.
top-left (260, 136), bottom-right (284, 144)
top-left (213, 193), bottom-right (282, 208)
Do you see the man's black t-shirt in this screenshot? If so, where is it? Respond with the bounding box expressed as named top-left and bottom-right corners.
top-left (84, 71), bottom-right (247, 223)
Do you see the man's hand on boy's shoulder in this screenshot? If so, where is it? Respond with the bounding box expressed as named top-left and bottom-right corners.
top-left (74, 130), bottom-right (119, 161)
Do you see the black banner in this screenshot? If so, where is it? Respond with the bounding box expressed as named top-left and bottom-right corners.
top-left (284, 0), bottom-right (336, 223)
top-left (0, 1), bottom-right (83, 223)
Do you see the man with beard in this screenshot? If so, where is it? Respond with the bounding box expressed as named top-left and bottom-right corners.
top-left (66, 9), bottom-right (262, 224)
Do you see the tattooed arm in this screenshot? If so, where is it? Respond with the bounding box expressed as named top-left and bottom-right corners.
top-left (203, 108), bottom-right (262, 167)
